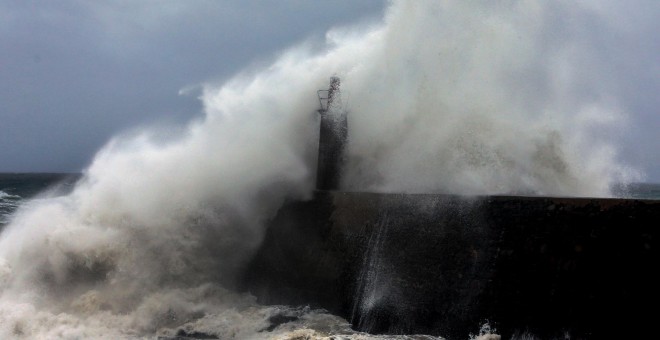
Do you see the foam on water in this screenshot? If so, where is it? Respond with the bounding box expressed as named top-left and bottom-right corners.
top-left (0, 191), bottom-right (21, 226)
top-left (0, 191), bottom-right (20, 202)
top-left (0, 1), bottom-right (640, 339)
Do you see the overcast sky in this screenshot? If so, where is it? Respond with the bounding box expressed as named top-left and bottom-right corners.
top-left (0, 0), bottom-right (386, 172)
top-left (1, 1), bottom-right (658, 181)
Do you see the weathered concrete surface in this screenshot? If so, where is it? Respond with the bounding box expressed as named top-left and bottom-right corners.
top-left (243, 191), bottom-right (659, 340)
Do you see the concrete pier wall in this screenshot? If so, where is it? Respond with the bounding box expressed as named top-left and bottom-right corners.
top-left (243, 192), bottom-right (658, 339)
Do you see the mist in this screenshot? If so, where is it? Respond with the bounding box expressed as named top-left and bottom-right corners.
top-left (0, 1), bottom-right (642, 338)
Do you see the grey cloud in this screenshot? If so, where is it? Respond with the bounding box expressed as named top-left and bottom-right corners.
top-left (0, 0), bottom-right (385, 172)
top-left (0, 0), bottom-right (658, 182)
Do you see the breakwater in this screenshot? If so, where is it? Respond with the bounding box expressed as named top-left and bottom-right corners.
top-left (244, 191), bottom-right (658, 339)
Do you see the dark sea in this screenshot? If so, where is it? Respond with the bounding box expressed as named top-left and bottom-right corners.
top-left (0, 173), bottom-right (658, 339)
top-left (0, 173), bottom-right (80, 227)
top-left (1, 173), bottom-right (658, 229)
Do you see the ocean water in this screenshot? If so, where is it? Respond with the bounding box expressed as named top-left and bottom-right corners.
top-left (0, 1), bottom-right (654, 339)
top-left (0, 173), bottom-right (79, 227)
top-left (0, 174), bottom-right (656, 339)
top-left (0, 176), bottom-right (471, 340)
top-left (618, 183), bottom-right (660, 200)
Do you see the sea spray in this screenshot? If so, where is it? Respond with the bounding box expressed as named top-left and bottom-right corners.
top-left (0, 1), bottom-right (638, 339)
top-left (339, 1), bottom-right (636, 195)
top-left (0, 68), bottom-right (318, 337)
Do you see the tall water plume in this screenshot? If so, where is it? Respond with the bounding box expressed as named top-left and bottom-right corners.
top-left (339, 1), bottom-right (636, 195)
top-left (0, 1), bottom-right (635, 338)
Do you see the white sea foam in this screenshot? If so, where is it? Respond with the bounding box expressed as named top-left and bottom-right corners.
top-left (0, 191), bottom-right (21, 225)
top-left (0, 1), bottom-right (638, 339)
top-left (0, 190), bottom-right (19, 200)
